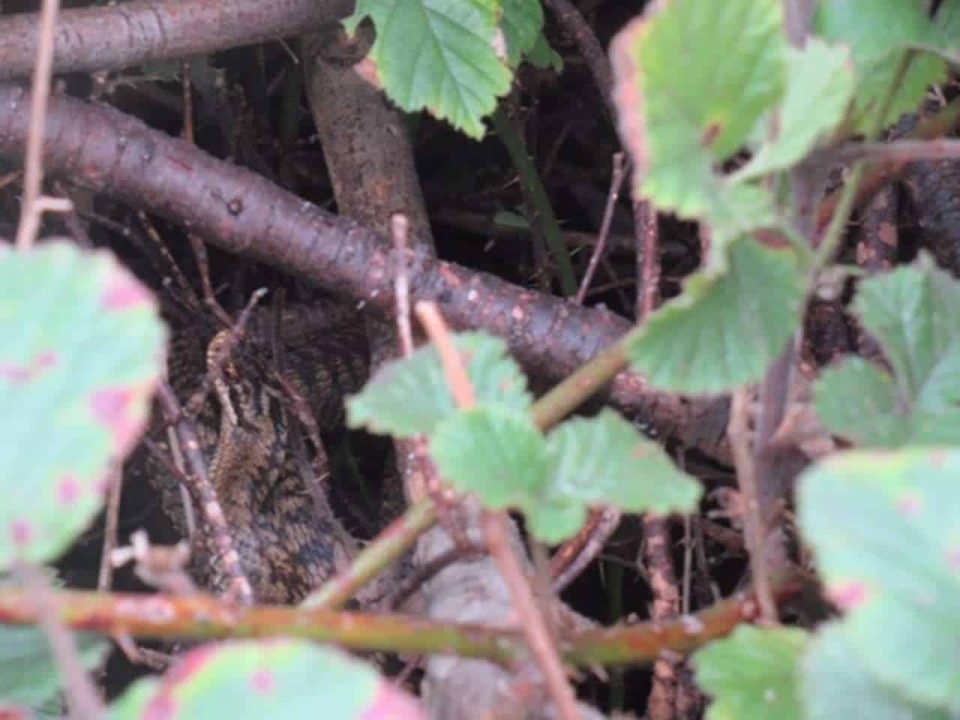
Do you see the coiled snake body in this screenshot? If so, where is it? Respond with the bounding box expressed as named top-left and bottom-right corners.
top-left (127, 301), bottom-right (369, 603)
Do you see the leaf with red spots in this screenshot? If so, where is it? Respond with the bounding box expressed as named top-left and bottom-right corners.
top-left (798, 449), bottom-right (960, 714)
top-left (110, 640), bottom-right (425, 720)
top-left (803, 622), bottom-right (951, 720)
top-left (0, 242), bottom-right (165, 569)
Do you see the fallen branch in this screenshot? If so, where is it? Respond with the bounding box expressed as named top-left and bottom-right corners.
top-left (0, 0), bottom-right (351, 79)
top-left (0, 83), bottom-right (718, 455)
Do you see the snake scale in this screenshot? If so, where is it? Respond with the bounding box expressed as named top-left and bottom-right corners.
top-left (126, 299), bottom-right (370, 604)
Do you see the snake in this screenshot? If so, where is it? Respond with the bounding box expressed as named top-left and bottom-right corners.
top-left (126, 298), bottom-right (370, 604)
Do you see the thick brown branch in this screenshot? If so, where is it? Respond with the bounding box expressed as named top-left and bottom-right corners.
top-left (0, 0), bottom-right (351, 79)
top-left (0, 84), bottom-right (719, 453)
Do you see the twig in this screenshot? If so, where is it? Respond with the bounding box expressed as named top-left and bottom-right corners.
top-left (631, 196), bottom-right (687, 720)
top-left (414, 302), bottom-right (476, 410)
top-left (815, 51), bottom-right (913, 264)
top-left (634, 199), bottom-right (660, 321)
top-left (392, 213), bottom-right (415, 358)
top-left (417, 301), bottom-right (579, 720)
top-left (387, 543), bottom-right (486, 611)
top-left (542, 0), bottom-right (615, 119)
top-left (575, 152), bottom-right (626, 303)
top-left (484, 512), bottom-right (581, 720)
top-left (551, 506), bottom-right (621, 592)
top-left (97, 466), bottom-right (122, 592)
top-left (828, 138), bottom-right (960, 165)
top-left (15, 565), bottom-right (104, 720)
top-left (728, 390), bottom-right (777, 623)
top-left (13, 0), bottom-right (61, 249)
top-left (301, 498), bottom-right (438, 610)
top-left (155, 382), bottom-right (254, 605)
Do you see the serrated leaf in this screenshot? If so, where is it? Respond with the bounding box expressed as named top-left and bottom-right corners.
top-left (430, 405), bottom-right (549, 509)
top-left (734, 40), bottom-right (854, 182)
top-left (546, 409), bottom-right (701, 514)
top-left (816, 257), bottom-right (960, 447)
top-left (0, 624), bottom-right (107, 713)
top-left (798, 448), bottom-right (960, 713)
top-left (694, 625), bottom-right (806, 720)
top-left (814, 359), bottom-right (914, 446)
top-left (855, 258), bottom-right (960, 410)
top-left (814, 1), bottom-right (947, 132)
top-left (629, 237), bottom-right (804, 394)
top-left (347, 332), bottom-right (531, 438)
top-left (0, 243), bottom-right (165, 568)
top-left (803, 622), bottom-right (951, 720)
top-left (110, 640), bottom-right (425, 719)
top-left (500, 0), bottom-right (543, 68)
top-left (343, 0), bottom-right (511, 139)
top-left (610, 0), bottom-right (787, 218)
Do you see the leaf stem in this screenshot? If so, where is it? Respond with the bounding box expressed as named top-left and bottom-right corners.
top-left (492, 105), bottom-right (578, 296)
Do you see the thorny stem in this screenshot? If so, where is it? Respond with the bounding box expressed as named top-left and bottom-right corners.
top-left (728, 390), bottom-right (778, 623)
top-left (0, 573), bottom-right (806, 667)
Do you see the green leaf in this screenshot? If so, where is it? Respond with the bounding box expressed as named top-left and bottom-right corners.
top-left (347, 332), bottom-right (531, 438)
top-left (815, 257), bottom-right (960, 447)
top-left (798, 448), bottom-right (960, 713)
top-left (855, 258), bottom-right (960, 409)
top-left (430, 407), bottom-right (701, 544)
top-left (0, 624), bottom-right (106, 713)
top-left (430, 405), bottom-right (549, 510)
top-left (545, 409), bottom-right (701, 515)
top-left (110, 640), bottom-right (425, 719)
top-left (814, 0), bottom-right (934, 60)
top-left (0, 243), bottom-right (165, 568)
top-left (526, 31), bottom-right (563, 72)
top-left (610, 0), bottom-right (787, 218)
top-left (694, 625), bottom-right (806, 720)
top-left (500, 0), bottom-right (543, 68)
top-left (814, 1), bottom-right (947, 132)
top-left (814, 359), bottom-right (913, 446)
top-left (733, 40), bottom-right (854, 182)
top-left (803, 622), bottom-right (951, 720)
top-left (343, 0), bottom-right (512, 139)
top-left (629, 237), bottom-right (805, 394)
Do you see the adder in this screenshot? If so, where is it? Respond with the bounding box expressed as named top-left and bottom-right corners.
top-left (126, 298), bottom-right (370, 604)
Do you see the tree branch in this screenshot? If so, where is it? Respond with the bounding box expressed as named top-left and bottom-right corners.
top-left (0, 83), bottom-right (721, 455)
top-left (0, 0), bottom-right (351, 79)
